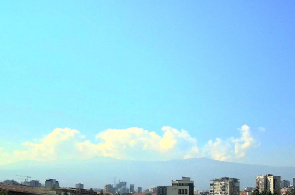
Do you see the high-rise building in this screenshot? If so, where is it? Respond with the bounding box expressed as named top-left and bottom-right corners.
top-left (156, 177), bottom-right (194, 195)
top-left (130, 184), bottom-right (135, 193)
top-left (150, 187), bottom-right (157, 193)
top-left (137, 187), bottom-right (143, 193)
top-left (45, 179), bottom-right (59, 189)
top-left (172, 177), bottom-right (194, 195)
top-left (256, 174), bottom-right (281, 195)
top-left (157, 186), bottom-right (168, 195)
top-left (105, 184), bottom-right (114, 193)
top-left (209, 177), bottom-right (240, 195)
top-left (167, 185), bottom-right (189, 195)
top-left (29, 180), bottom-right (41, 187)
top-left (293, 177), bottom-right (295, 187)
top-left (281, 180), bottom-right (290, 188)
top-left (76, 183), bottom-right (84, 189)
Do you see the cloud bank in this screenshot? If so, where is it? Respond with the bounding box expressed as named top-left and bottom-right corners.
top-left (0, 125), bottom-right (255, 165)
top-left (202, 125), bottom-right (255, 161)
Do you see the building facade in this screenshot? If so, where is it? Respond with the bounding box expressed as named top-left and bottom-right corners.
top-left (157, 186), bottom-right (168, 195)
top-left (130, 184), bottom-right (135, 193)
top-left (76, 183), bottom-right (84, 189)
top-left (137, 187), bottom-right (142, 193)
top-left (167, 186), bottom-right (189, 195)
top-left (172, 177), bottom-right (194, 195)
top-left (281, 180), bottom-right (290, 188)
top-left (29, 180), bottom-right (41, 187)
top-left (45, 179), bottom-right (59, 189)
top-left (156, 177), bottom-right (194, 195)
top-left (105, 184), bottom-right (114, 193)
top-left (256, 174), bottom-right (281, 195)
top-left (209, 177), bottom-right (240, 195)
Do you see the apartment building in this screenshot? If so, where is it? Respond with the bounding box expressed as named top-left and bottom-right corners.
top-left (209, 177), bottom-right (240, 195)
top-left (256, 174), bottom-right (281, 195)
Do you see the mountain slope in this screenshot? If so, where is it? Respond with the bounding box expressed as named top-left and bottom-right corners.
top-left (1, 158), bottom-right (294, 190)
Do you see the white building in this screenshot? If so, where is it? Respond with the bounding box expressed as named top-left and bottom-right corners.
top-left (209, 177), bottom-right (240, 195)
top-left (156, 177), bottom-right (194, 195)
top-left (167, 185), bottom-right (189, 195)
top-left (172, 177), bottom-right (194, 195)
top-left (256, 174), bottom-right (281, 195)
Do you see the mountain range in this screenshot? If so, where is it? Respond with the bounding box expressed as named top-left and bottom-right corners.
top-left (1, 157), bottom-right (294, 190)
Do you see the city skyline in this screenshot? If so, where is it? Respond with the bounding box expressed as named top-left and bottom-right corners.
top-left (0, 1), bottom-right (295, 168)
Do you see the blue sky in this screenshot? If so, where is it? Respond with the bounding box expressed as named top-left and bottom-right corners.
top-left (0, 1), bottom-right (295, 166)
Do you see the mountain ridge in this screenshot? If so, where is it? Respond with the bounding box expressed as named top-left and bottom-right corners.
top-left (1, 157), bottom-right (294, 190)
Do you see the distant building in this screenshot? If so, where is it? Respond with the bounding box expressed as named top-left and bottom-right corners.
top-left (76, 183), bottom-right (84, 189)
top-left (172, 177), bottom-right (194, 195)
top-left (281, 180), bottom-right (290, 188)
top-left (157, 186), bottom-right (167, 195)
top-left (137, 187), bottom-right (142, 193)
top-left (240, 187), bottom-right (255, 195)
top-left (29, 180), bottom-right (41, 187)
top-left (209, 177), bottom-right (240, 195)
top-left (256, 174), bottom-right (281, 195)
top-left (105, 184), bottom-right (114, 193)
top-left (156, 177), bottom-right (194, 195)
top-left (130, 184), bottom-right (135, 193)
top-left (116, 182), bottom-right (127, 189)
top-left (116, 181), bottom-right (128, 193)
top-left (150, 187), bottom-right (157, 193)
top-left (293, 177), bottom-right (295, 187)
top-left (167, 185), bottom-right (189, 195)
top-left (45, 179), bottom-right (59, 189)
top-left (281, 186), bottom-right (295, 195)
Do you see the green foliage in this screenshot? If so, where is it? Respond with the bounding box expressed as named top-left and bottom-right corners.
top-left (253, 189), bottom-right (260, 195)
top-left (0, 190), bottom-right (8, 195)
top-left (145, 193), bottom-right (152, 195)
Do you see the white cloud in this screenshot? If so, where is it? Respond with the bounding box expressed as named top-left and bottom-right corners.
top-left (0, 125), bottom-right (256, 165)
top-left (6, 126), bottom-right (199, 164)
top-left (14, 128), bottom-right (85, 162)
top-left (202, 125), bottom-right (255, 161)
top-left (233, 125), bottom-right (255, 158)
top-left (203, 138), bottom-right (232, 161)
top-left (79, 126), bottom-right (200, 161)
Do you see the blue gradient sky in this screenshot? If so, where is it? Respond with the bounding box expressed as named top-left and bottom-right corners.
top-left (0, 1), bottom-right (295, 166)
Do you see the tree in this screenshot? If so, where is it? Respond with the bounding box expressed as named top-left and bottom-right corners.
top-left (261, 190), bottom-right (272, 195)
top-left (253, 189), bottom-right (260, 195)
top-left (100, 189), bottom-right (104, 195)
top-left (0, 190), bottom-right (8, 195)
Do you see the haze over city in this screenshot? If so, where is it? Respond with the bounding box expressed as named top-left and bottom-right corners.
top-left (0, 1), bottom-right (295, 190)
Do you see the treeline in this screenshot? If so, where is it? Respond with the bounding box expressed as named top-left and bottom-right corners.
top-left (252, 189), bottom-right (295, 195)
top-left (0, 190), bottom-right (8, 195)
